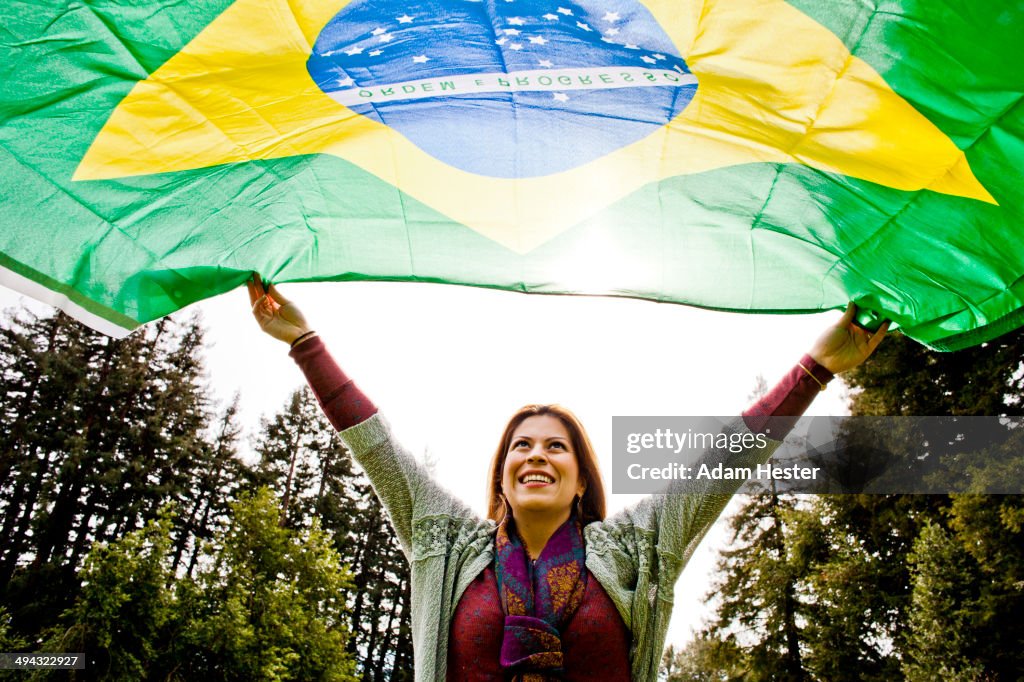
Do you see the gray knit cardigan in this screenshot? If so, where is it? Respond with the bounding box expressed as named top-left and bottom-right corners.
top-left (339, 413), bottom-right (778, 681)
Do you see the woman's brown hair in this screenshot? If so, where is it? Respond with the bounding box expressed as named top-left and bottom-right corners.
top-left (486, 404), bottom-right (607, 526)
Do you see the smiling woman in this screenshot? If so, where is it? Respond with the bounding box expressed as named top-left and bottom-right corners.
top-left (246, 274), bottom-right (887, 681)
top-left (491, 407), bottom-right (605, 536)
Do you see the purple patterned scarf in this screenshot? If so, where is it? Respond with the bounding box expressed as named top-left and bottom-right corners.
top-left (494, 513), bottom-right (587, 681)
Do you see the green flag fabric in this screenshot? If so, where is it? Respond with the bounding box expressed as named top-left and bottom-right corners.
top-left (1, 0), bottom-right (1022, 349)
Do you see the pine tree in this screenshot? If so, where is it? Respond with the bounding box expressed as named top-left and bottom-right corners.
top-left (0, 308), bottom-right (237, 645)
top-left (801, 329), bottom-right (1023, 679)
top-left (254, 388), bottom-right (413, 680)
top-left (901, 495), bottom-right (1024, 680)
top-left (40, 490), bottom-right (359, 681)
top-left (793, 495), bottom-right (908, 680)
top-left (0, 310), bottom-right (97, 603)
top-left (843, 329), bottom-right (1024, 418)
top-left (902, 522), bottom-right (984, 681)
top-left (42, 511), bottom-right (181, 680)
top-left (820, 328), bottom-right (1024, 679)
top-left (182, 488), bottom-right (358, 682)
top-left (254, 388), bottom-right (342, 528)
top-left (679, 329), bottom-right (1024, 680)
top-left (702, 486), bottom-right (808, 681)
top-left (173, 395), bottom-right (248, 578)
top-left (661, 636), bottom-right (745, 681)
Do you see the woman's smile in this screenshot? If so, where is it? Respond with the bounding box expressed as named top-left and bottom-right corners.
top-left (519, 471), bottom-right (556, 487)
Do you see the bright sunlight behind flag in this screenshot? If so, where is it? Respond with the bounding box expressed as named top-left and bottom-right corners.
top-left (1, 0), bottom-right (1021, 349)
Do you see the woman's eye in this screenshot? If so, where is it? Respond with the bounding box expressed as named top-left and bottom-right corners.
top-left (549, 442), bottom-right (566, 450)
top-left (512, 439), bottom-right (529, 449)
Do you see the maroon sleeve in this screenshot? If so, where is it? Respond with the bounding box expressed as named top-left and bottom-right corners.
top-left (742, 354), bottom-right (834, 438)
top-left (289, 335), bottom-right (378, 431)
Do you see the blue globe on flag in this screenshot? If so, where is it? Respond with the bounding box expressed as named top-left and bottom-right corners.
top-left (307, 0), bottom-right (698, 178)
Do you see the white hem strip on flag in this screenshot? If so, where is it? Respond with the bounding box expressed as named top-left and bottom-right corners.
top-left (0, 264), bottom-right (135, 338)
top-left (326, 66), bottom-right (697, 106)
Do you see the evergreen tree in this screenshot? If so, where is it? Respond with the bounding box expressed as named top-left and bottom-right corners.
top-left (673, 329), bottom-right (1024, 680)
top-left (792, 496), bottom-right (907, 681)
top-left (182, 488), bottom-right (358, 682)
top-left (701, 486), bottom-right (808, 681)
top-left (173, 396), bottom-right (248, 578)
top-left (254, 389), bottom-right (413, 680)
top-left (818, 328), bottom-right (1024, 679)
top-left (39, 490), bottom-right (358, 681)
top-left (1, 306), bottom-right (412, 677)
top-left (42, 512), bottom-right (180, 680)
top-left (0, 307), bottom-right (237, 645)
top-left (0, 310), bottom-right (101, 617)
top-left (901, 495), bottom-right (1024, 680)
top-left (661, 636), bottom-right (745, 681)
top-left (843, 328), bottom-right (1024, 418)
top-left (902, 522), bottom-right (985, 681)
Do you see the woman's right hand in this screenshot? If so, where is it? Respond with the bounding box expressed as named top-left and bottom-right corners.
top-left (247, 273), bottom-right (312, 346)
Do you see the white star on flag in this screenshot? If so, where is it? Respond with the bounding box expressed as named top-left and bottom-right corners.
top-left (379, 33), bottom-right (393, 42)
top-left (553, 92), bottom-right (569, 102)
top-left (641, 55), bottom-right (656, 63)
top-left (543, 13), bottom-right (559, 20)
top-left (495, 37), bottom-right (508, 45)
top-left (576, 21), bottom-right (592, 31)
top-left (529, 36), bottom-right (548, 45)
top-left (538, 59), bottom-right (553, 67)
top-left (510, 43), bottom-right (523, 50)
top-left (557, 7), bottom-right (573, 15)
top-left (337, 76), bottom-right (354, 87)
top-left (504, 28), bottom-right (521, 35)
top-left (345, 46), bottom-right (363, 56)
top-left (371, 27), bottom-right (387, 35)
top-left (605, 27), bottom-right (619, 36)
top-left (603, 11), bottom-right (620, 22)
top-left (412, 54), bottom-right (429, 63)
top-left (625, 43), bottom-right (639, 49)
top-left (396, 14), bottom-right (414, 23)
top-left (369, 49), bottom-right (382, 56)
top-left (653, 54), bottom-right (666, 60)
top-left (508, 17), bottom-right (525, 25)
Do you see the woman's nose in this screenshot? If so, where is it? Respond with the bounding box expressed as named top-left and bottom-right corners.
top-left (527, 448), bottom-right (548, 461)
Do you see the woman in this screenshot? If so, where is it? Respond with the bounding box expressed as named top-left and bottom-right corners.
top-left (247, 275), bottom-right (887, 681)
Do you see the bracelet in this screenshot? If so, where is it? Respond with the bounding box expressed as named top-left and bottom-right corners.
top-left (797, 362), bottom-right (827, 391)
top-left (290, 330), bottom-right (317, 348)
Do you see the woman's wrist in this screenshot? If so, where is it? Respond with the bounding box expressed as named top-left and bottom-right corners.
top-left (800, 353), bottom-right (835, 385)
top-left (290, 330), bottom-right (317, 348)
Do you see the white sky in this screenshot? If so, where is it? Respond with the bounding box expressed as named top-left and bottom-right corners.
top-left (0, 281), bottom-right (852, 649)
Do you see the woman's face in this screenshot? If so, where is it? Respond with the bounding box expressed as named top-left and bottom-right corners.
top-left (501, 415), bottom-right (584, 521)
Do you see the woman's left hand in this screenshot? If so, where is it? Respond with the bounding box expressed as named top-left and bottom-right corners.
top-left (809, 302), bottom-right (890, 374)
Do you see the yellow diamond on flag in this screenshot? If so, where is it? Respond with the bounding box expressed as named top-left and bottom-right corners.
top-left (76, 0), bottom-right (994, 254)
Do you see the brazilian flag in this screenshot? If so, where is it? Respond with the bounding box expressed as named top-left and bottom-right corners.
top-left (1, 0), bottom-right (1021, 349)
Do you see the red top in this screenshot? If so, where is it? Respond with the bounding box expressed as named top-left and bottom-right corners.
top-left (291, 335), bottom-right (833, 679)
top-left (446, 566), bottom-right (632, 681)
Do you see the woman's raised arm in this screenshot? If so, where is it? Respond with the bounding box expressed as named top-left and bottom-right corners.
top-left (249, 274), bottom-right (376, 430)
top-left (246, 275), bottom-right (479, 557)
top-left (587, 303), bottom-right (890, 675)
